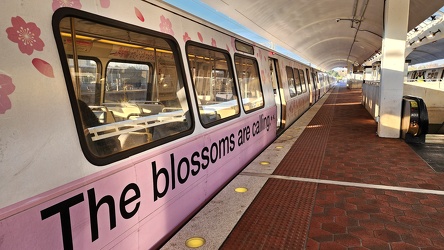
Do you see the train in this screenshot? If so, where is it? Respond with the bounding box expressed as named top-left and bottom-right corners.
top-left (407, 67), bottom-right (444, 82)
top-left (0, 1), bottom-right (334, 249)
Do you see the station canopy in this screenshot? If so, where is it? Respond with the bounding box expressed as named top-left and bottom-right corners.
top-left (200, 0), bottom-right (444, 70)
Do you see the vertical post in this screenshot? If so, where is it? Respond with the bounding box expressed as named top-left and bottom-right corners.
top-left (378, 0), bottom-right (409, 138)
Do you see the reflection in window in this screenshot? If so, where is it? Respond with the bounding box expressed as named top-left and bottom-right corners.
top-left (104, 61), bottom-right (150, 104)
top-left (187, 44), bottom-right (239, 125)
top-left (234, 55), bottom-right (264, 112)
top-left (67, 58), bottom-right (101, 105)
top-left (293, 68), bottom-right (302, 95)
top-left (57, 16), bottom-right (191, 158)
top-left (286, 66), bottom-right (297, 97)
top-left (299, 69), bottom-right (307, 93)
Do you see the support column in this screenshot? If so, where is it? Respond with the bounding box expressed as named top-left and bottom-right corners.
top-left (377, 0), bottom-right (409, 138)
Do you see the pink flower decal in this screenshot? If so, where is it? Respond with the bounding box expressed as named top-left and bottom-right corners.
top-left (159, 15), bottom-right (174, 36)
top-left (226, 44), bottom-right (230, 53)
top-left (135, 7), bottom-right (144, 22)
top-left (52, 0), bottom-right (82, 11)
top-left (211, 38), bottom-right (217, 47)
top-left (183, 32), bottom-right (191, 43)
top-left (198, 32), bottom-right (203, 43)
top-left (100, 0), bottom-right (110, 8)
top-left (0, 74), bottom-right (15, 114)
top-left (6, 16), bottom-right (45, 55)
top-left (32, 58), bottom-right (54, 78)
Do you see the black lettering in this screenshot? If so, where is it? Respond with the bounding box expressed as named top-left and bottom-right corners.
top-left (178, 157), bottom-right (190, 184)
top-left (119, 183), bottom-right (141, 219)
top-left (88, 188), bottom-right (116, 242)
top-left (253, 121), bottom-right (260, 136)
top-left (170, 153), bottom-right (176, 190)
top-left (245, 126), bottom-right (250, 140)
top-left (238, 129), bottom-right (244, 146)
top-left (201, 147), bottom-right (209, 169)
top-left (230, 133), bottom-right (236, 151)
top-left (219, 136), bottom-right (230, 158)
top-left (152, 161), bottom-right (169, 201)
top-left (191, 151), bottom-right (201, 176)
top-left (40, 193), bottom-right (84, 250)
top-left (210, 142), bottom-right (218, 163)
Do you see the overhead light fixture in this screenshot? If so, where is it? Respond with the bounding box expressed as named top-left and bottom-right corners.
top-left (416, 36), bottom-right (427, 43)
top-left (427, 29), bottom-right (441, 38)
top-left (335, 18), bottom-right (361, 24)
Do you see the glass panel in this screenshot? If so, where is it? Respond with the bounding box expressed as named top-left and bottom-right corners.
top-left (234, 55), bottom-right (264, 111)
top-left (235, 40), bottom-right (254, 55)
top-left (293, 68), bottom-right (302, 95)
top-left (67, 58), bottom-right (100, 105)
top-left (104, 61), bottom-right (149, 104)
top-left (187, 44), bottom-right (239, 125)
top-left (299, 69), bottom-right (307, 93)
top-left (58, 16), bottom-right (191, 157)
top-left (286, 66), bottom-right (297, 97)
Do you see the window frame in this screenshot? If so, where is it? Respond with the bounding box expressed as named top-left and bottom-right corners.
top-left (234, 53), bottom-right (265, 113)
top-left (53, 8), bottom-right (194, 166)
top-left (185, 41), bottom-right (241, 128)
top-left (286, 66), bottom-right (297, 98)
top-left (103, 59), bottom-right (152, 104)
top-left (299, 69), bottom-right (307, 93)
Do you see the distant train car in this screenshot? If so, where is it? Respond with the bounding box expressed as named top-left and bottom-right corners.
top-left (407, 67), bottom-right (444, 82)
top-left (0, 1), bottom-right (333, 249)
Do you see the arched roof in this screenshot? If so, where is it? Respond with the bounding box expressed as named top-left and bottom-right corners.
top-left (200, 0), bottom-right (444, 70)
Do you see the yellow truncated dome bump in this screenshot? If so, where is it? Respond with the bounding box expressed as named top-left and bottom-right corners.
top-left (185, 237), bottom-right (206, 248)
top-left (235, 187), bottom-right (248, 193)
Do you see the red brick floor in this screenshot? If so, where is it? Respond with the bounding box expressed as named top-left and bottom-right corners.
top-left (221, 84), bottom-right (444, 249)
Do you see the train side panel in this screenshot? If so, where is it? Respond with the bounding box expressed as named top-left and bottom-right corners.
top-left (0, 1), bottom-right (279, 249)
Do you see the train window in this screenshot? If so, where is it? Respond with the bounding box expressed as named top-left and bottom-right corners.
top-left (67, 57), bottom-right (101, 105)
top-left (55, 13), bottom-right (192, 163)
top-left (293, 68), bottom-right (302, 95)
top-left (299, 69), bottom-right (307, 93)
top-left (285, 66), bottom-right (297, 97)
top-left (234, 55), bottom-right (264, 112)
top-left (104, 61), bottom-right (150, 104)
top-left (186, 43), bottom-right (240, 126)
top-left (235, 40), bottom-right (254, 55)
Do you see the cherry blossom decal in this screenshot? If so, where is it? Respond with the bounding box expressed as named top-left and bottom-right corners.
top-left (100, 0), bottom-right (110, 8)
top-left (6, 16), bottom-right (45, 56)
top-left (197, 32), bottom-right (203, 43)
top-left (135, 7), bottom-right (144, 22)
top-left (0, 74), bottom-right (15, 114)
top-left (211, 38), bottom-right (217, 47)
top-left (183, 32), bottom-right (191, 43)
top-left (159, 15), bottom-right (174, 36)
top-left (32, 58), bottom-right (55, 78)
top-left (52, 0), bottom-right (82, 11)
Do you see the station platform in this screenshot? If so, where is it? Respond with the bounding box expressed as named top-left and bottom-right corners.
top-left (162, 82), bottom-right (444, 250)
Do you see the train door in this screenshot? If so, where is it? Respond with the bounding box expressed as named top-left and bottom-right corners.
top-left (269, 58), bottom-right (284, 132)
top-left (306, 68), bottom-right (314, 105)
top-left (311, 71), bottom-right (319, 102)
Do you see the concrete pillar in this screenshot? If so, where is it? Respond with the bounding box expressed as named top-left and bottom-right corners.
top-left (377, 0), bottom-right (409, 138)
